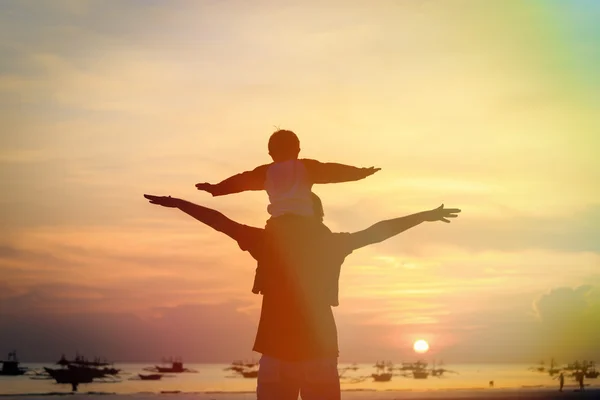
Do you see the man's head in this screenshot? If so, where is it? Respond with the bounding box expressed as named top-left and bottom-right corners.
top-left (311, 192), bottom-right (324, 222)
top-left (268, 129), bottom-right (300, 162)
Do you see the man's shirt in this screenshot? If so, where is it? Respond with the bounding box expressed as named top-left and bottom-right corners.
top-left (233, 223), bottom-right (355, 361)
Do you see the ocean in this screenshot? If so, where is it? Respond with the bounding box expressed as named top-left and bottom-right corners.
top-left (1, 363), bottom-right (595, 395)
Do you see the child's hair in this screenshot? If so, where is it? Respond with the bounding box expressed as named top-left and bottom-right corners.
top-left (268, 129), bottom-right (300, 162)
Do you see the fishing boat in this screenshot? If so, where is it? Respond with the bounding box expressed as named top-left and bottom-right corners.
top-left (409, 360), bottom-right (429, 379)
top-left (0, 351), bottom-right (28, 376)
top-left (430, 360), bottom-right (458, 377)
top-left (53, 353), bottom-right (120, 375)
top-left (43, 367), bottom-right (97, 384)
top-left (226, 360), bottom-right (259, 378)
top-left (371, 361), bottom-right (394, 382)
top-left (139, 373), bottom-right (163, 380)
top-left (144, 357), bottom-right (197, 373)
top-left (241, 370), bottom-right (259, 378)
top-left (584, 361), bottom-right (599, 379)
top-left (370, 371), bottom-right (391, 381)
top-left (413, 369), bottom-right (429, 379)
top-left (56, 353), bottom-right (111, 367)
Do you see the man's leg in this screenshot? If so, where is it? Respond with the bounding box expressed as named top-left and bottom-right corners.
top-left (257, 355), bottom-right (300, 400)
top-left (299, 358), bottom-right (340, 400)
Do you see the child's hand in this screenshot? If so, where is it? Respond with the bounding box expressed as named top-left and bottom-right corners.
top-left (364, 167), bottom-right (381, 176)
top-left (195, 182), bottom-right (215, 195)
top-left (423, 204), bottom-right (461, 223)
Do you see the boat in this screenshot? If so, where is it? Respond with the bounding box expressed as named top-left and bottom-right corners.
top-left (584, 361), bottom-right (599, 379)
top-left (144, 357), bottom-right (197, 373)
top-left (241, 370), bottom-right (259, 378)
top-left (413, 370), bottom-right (429, 379)
top-left (43, 367), bottom-right (97, 384)
top-left (42, 366), bottom-right (116, 392)
top-left (371, 361), bottom-right (394, 382)
top-left (400, 360), bottom-right (428, 371)
top-left (225, 360), bottom-right (246, 373)
top-left (66, 364), bottom-right (117, 377)
top-left (371, 372), bottom-right (392, 382)
top-left (226, 360), bottom-right (258, 378)
top-left (563, 360), bottom-right (598, 379)
top-left (430, 360), bottom-right (458, 377)
top-left (53, 353), bottom-right (119, 375)
top-left (396, 360), bottom-right (429, 379)
top-left (156, 361), bottom-right (185, 373)
top-left (56, 353), bottom-right (111, 368)
top-left (139, 373), bottom-right (163, 380)
top-left (56, 354), bottom-right (70, 367)
top-left (408, 360), bottom-right (429, 379)
top-left (0, 351), bottom-right (28, 376)
top-left (400, 362), bottom-right (415, 371)
top-left (43, 353), bottom-right (119, 384)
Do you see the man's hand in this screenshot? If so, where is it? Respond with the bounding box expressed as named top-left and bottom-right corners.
top-left (144, 194), bottom-right (180, 208)
top-left (423, 204), bottom-right (461, 223)
top-left (195, 182), bottom-right (216, 195)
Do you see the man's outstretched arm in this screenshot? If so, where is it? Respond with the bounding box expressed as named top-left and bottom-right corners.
top-left (144, 194), bottom-right (250, 241)
top-left (195, 164), bottom-right (270, 196)
top-left (348, 205), bottom-right (461, 250)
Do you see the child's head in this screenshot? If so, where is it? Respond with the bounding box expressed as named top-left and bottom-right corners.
top-left (268, 129), bottom-right (300, 162)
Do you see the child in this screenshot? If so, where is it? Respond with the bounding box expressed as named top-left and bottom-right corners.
top-left (195, 129), bottom-right (380, 303)
top-left (195, 129), bottom-right (380, 216)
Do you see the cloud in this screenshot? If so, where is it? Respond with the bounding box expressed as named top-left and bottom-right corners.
top-left (532, 284), bottom-right (600, 361)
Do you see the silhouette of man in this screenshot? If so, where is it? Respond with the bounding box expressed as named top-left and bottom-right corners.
top-left (145, 193), bottom-right (460, 400)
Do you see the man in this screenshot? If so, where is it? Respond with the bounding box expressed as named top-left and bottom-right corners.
top-left (144, 193), bottom-right (460, 399)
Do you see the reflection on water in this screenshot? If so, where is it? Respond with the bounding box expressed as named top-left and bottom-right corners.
top-left (1, 363), bottom-right (598, 395)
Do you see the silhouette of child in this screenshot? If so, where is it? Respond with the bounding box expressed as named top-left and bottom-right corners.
top-left (195, 129), bottom-right (380, 303)
top-left (195, 129), bottom-right (379, 214)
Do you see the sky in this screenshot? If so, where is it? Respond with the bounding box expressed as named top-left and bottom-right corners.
top-left (1, 0), bottom-right (599, 364)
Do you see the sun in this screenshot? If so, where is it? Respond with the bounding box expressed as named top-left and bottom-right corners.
top-left (413, 339), bottom-right (429, 353)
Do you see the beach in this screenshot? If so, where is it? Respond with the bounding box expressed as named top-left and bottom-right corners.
top-left (1, 363), bottom-right (598, 400)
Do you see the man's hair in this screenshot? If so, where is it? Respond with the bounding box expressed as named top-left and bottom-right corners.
top-left (311, 192), bottom-right (324, 221)
top-left (268, 129), bottom-right (300, 162)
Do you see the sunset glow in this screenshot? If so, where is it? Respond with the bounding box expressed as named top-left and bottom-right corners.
top-left (1, 0), bottom-right (599, 365)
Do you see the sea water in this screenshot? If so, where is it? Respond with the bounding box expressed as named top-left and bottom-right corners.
top-left (0, 363), bottom-right (596, 395)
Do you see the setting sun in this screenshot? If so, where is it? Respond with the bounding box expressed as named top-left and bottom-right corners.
top-left (414, 340), bottom-right (430, 353)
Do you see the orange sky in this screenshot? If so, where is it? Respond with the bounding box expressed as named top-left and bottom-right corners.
top-left (1, 0), bottom-right (599, 363)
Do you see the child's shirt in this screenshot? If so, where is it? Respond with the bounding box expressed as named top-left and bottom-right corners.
top-left (265, 159), bottom-right (313, 217)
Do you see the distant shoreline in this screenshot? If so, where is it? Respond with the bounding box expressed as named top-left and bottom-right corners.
top-left (1, 387), bottom-right (600, 399)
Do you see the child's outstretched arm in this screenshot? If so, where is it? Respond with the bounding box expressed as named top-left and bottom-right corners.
top-left (195, 164), bottom-right (271, 196)
top-left (302, 159), bottom-right (381, 184)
